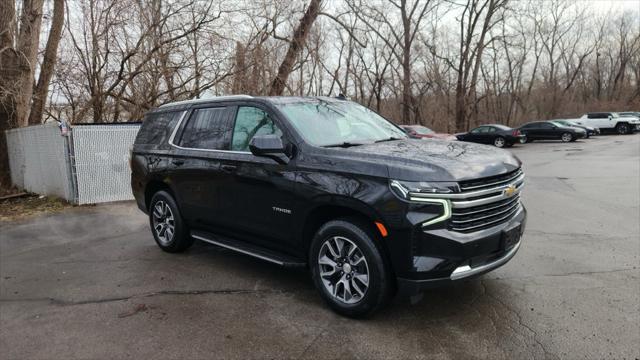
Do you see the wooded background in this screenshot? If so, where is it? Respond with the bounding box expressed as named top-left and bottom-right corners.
top-left (1, 0), bottom-right (639, 188)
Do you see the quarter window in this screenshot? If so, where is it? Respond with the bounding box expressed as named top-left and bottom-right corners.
top-left (179, 107), bottom-right (232, 150)
top-left (231, 107), bottom-right (282, 152)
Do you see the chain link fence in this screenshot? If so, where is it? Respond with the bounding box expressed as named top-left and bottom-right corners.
top-left (5, 123), bottom-right (141, 204)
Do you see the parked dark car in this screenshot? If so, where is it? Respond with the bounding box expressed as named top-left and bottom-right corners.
top-left (518, 121), bottom-right (586, 143)
top-left (400, 125), bottom-right (456, 141)
top-left (131, 95), bottom-right (526, 317)
top-left (455, 124), bottom-right (524, 148)
top-left (552, 119), bottom-right (599, 138)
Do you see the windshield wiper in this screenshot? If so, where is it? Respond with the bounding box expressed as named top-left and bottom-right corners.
top-left (374, 137), bottom-right (403, 143)
top-left (322, 142), bottom-right (366, 148)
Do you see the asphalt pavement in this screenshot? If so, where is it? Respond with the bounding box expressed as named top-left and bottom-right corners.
top-left (1, 134), bottom-right (639, 359)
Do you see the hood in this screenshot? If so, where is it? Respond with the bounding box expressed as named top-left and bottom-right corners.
top-left (334, 139), bottom-right (521, 182)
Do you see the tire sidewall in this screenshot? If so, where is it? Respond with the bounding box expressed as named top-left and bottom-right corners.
top-left (309, 219), bottom-right (390, 317)
top-left (149, 191), bottom-right (190, 252)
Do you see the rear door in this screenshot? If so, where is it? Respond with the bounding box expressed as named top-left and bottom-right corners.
top-left (520, 123), bottom-right (541, 139)
top-left (169, 105), bottom-right (235, 228)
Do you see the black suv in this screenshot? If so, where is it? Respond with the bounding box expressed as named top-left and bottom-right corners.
top-left (131, 96), bottom-right (526, 317)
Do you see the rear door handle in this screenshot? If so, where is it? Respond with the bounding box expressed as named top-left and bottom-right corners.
top-left (172, 159), bottom-right (185, 166)
top-left (221, 164), bottom-right (237, 173)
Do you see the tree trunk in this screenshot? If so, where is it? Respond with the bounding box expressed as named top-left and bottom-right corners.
top-left (268, 0), bottom-right (322, 96)
top-left (14, 0), bottom-right (45, 127)
top-left (29, 0), bottom-right (65, 125)
top-left (0, 1), bottom-right (17, 188)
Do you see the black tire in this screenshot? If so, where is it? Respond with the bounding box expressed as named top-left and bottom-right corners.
top-left (149, 190), bottom-right (193, 253)
top-left (309, 218), bottom-right (393, 318)
top-left (616, 123), bottom-right (630, 135)
top-left (560, 132), bottom-right (573, 142)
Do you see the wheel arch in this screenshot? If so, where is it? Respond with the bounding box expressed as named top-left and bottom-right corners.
top-left (144, 180), bottom-right (176, 212)
top-left (299, 197), bottom-right (388, 255)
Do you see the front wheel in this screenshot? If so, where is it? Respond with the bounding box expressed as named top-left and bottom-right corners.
top-left (561, 132), bottom-right (573, 142)
top-left (616, 123), bottom-right (630, 135)
top-left (493, 136), bottom-right (506, 148)
top-left (309, 218), bottom-right (393, 318)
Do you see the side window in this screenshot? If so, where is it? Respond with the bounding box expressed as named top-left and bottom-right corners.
top-left (179, 107), bottom-right (232, 150)
top-left (136, 111), bottom-right (181, 145)
top-left (539, 123), bottom-right (552, 129)
top-left (231, 106), bottom-right (282, 152)
top-left (471, 127), bottom-right (484, 134)
top-left (588, 113), bottom-right (606, 119)
top-left (487, 127), bottom-right (497, 133)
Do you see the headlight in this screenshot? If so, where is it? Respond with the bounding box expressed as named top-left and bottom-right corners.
top-left (389, 180), bottom-right (455, 227)
top-left (389, 179), bottom-right (458, 200)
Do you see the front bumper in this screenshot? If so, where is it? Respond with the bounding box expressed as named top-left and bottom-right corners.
top-left (395, 205), bottom-right (526, 297)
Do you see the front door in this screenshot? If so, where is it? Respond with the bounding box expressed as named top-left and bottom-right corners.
top-left (216, 105), bottom-right (300, 253)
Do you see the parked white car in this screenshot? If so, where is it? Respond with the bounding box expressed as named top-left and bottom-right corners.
top-left (571, 112), bottom-right (640, 134)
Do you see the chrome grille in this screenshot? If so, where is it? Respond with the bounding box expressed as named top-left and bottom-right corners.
top-left (449, 169), bottom-right (524, 232)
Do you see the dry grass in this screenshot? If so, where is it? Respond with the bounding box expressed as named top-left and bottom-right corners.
top-left (0, 194), bottom-right (73, 222)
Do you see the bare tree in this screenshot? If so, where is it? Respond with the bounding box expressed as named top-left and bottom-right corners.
top-left (269, 0), bottom-right (322, 95)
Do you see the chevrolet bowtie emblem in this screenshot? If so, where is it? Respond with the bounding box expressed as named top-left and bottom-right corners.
top-left (503, 184), bottom-right (516, 197)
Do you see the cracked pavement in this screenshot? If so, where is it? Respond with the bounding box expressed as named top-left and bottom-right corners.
top-left (1, 135), bottom-right (639, 359)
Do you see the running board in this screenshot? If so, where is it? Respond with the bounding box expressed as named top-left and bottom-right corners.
top-left (191, 230), bottom-right (306, 268)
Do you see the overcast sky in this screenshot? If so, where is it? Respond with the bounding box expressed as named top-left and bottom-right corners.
top-left (590, 0), bottom-right (639, 12)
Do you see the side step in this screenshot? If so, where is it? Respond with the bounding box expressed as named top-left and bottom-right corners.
top-left (191, 230), bottom-right (307, 268)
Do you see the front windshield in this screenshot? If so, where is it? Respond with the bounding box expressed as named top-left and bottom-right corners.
top-left (275, 99), bottom-right (407, 146)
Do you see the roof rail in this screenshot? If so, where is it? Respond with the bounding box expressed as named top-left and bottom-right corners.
top-left (159, 95), bottom-right (253, 108)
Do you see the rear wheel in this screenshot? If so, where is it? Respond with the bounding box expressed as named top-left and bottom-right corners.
top-left (493, 136), bottom-right (506, 148)
top-left (561, 132), bottom-right (573, 142)
top-left (309, 218), bottom-right (393, 318)
top-left (616, 123), bottom-right (630, 135)
top-left (149, 191), bottom-right (193, 253)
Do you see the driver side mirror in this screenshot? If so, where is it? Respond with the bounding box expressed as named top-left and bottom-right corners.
top-left (249, 135), bottom-right (290, 164)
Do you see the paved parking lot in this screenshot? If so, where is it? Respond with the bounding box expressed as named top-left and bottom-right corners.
top-left (1, 135), bottom-right (639, 359)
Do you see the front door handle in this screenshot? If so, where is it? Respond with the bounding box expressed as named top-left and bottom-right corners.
top-left (172, 159), bottom-right (185, 166)
top-left (221, 164), bottom-right (237, 173)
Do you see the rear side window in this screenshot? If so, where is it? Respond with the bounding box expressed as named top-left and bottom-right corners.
top-left (136, 111), bottom-right (181, 145)
top-left (231, 107), bottom-right (282, 152)
top-left (179, 107), bottom-right (232, 150)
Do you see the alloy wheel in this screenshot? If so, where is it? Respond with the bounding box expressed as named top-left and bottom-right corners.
top-left (494, 137), bottom-right (505, 147)
top-left (152, 200), bottom-right (175, 245)
top-left (318, 236), bottom-right (370, 304)
top-left (617, 124), bottom-right (628, 134)
top-left (561, 133), bottom-right (572, 142)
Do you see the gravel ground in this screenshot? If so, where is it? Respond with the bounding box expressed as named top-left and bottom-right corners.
top-left (1, 134), bottom-right (638, 359)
